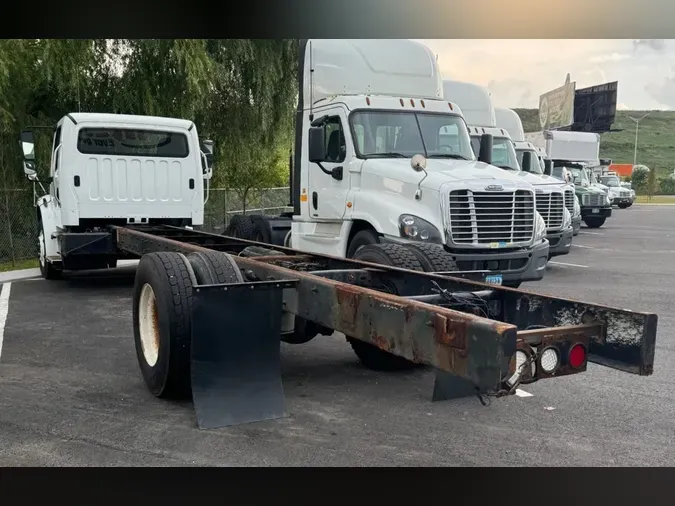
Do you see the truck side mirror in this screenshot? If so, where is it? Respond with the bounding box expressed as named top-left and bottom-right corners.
top-left (543, 159), bottom-right (552, 175)
top-left (521, 151), bottom-right (533, 172)
top-left (308, 126), bottom-right (326, 163)
top-left (477, 133), bottom-right (492, 165)
top-left (200, 139), bottom-right (214, 170)
top-left (19, 130), bottom-right (37, 179)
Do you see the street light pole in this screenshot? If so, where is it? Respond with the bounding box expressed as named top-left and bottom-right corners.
top-left (627, 112), bottom-right (652, 167)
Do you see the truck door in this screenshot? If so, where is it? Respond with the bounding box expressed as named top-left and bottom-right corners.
top-left (308, 113), bottom-right (350, 220)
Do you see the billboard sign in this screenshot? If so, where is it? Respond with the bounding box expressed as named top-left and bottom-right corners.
top-left (570, 81), bottom-right (618, 133)
top-left (538, 74), bottom-right (576, 130)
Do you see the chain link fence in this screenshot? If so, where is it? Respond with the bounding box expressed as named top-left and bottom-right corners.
top-left (0, 187), bottom-right (292, 269)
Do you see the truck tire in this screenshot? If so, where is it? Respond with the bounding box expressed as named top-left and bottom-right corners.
top-left (187, 250), bottom-right (244, 285)
top-left (225, 215), bottom-right (255, 240)
top-left (618, 203), bottom-right (630, 209)
top-left (250, 215), bottom-right (272, 245)
top-left (346, 228), bottom-right (380, 258)
top-left (38, 224), bottom-right (62, 280)
top-left (132, 252), bottom-right (196, 399)
top-left (584, 216), bottom-right (606, 228)
top-left (346, 243), bottom-right (424, 372)
top-left (407, 243), bottom-right (459, 273)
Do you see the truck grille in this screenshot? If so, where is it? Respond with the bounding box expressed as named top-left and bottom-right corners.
top-left (536, 191), bottom-right (564, 231)
top-left (564, 188), bottom-right (575, 214)
top-left (448, 190), bottom-right (535, 246)
top-left (582, 193), bottom-right (605, 206)
top-left (619, 190), bottom-right (630, 197)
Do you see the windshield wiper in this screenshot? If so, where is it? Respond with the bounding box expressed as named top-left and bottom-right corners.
top-left (366, 152), bottom-right (408, 159)
top-left (427, 154), bottom-right (468, 160)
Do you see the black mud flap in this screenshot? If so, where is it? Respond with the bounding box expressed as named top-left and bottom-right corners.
top-left (504, 293), bottom-right (658, 376)
top-left (190, 280), bottom-right (297, 429)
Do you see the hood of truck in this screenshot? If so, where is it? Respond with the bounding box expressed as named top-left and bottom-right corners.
top-left (512, 171), bottom-right (566, 188)
top-left (361, 158), bottom-right (533, 190)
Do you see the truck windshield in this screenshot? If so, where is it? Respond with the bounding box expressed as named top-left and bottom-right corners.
top-left (77, 127), bottom-right (190, 158)
top-left (600, 176), bottom-right (621, 187)
top-left (350, 111), bottom-right (475, 161)
top-left (516, 149), bottom-right (543, 175)
top-left (567, 167), bottom-right (589, 186)
top-left (468, 136), bottom-right (519, 171)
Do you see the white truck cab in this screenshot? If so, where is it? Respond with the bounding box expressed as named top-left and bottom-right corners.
top-left (288, 39), bottom-right (550, 288)
top-left (494, 107), bottom-right (580, 247)
top-left (19, 113), bottom-right (213, 279)
top-left (443, 80), bottom-right (572, 260)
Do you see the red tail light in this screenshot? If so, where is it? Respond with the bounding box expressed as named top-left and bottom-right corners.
top-left (569, 344), bottom-right (587, 369)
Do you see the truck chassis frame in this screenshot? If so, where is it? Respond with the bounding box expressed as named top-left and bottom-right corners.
top-left (113, 225), bottom-right (657, 429)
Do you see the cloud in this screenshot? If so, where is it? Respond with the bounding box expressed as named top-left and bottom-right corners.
top-left (633, 39), bottom-right (666, 52)
top-left (589, 52), bottom-right (631, 64)
top-left (646, 73), bottom-right (675, 108)
top-left (486, 79), bottom-right (534, 108)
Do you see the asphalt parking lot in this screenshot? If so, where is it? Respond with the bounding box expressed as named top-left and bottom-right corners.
top-left (0, 205), bottom-right (673, 466)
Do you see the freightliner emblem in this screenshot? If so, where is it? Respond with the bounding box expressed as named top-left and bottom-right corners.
top-left (484, 184), bottom-right (503, 191)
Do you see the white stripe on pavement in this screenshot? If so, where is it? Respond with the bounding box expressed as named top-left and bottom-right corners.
top-left (0, 282), bottom-right (12, 361)
top-left (573, 244), bottom-right (596, 249)
top-left (580, 231), bottom-right (604, 236)
top-left (549, 261), bottom-right (589, 268)
top-left (515, 389), bottom-right (533, 398)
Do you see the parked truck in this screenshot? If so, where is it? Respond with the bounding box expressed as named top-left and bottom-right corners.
top-left (495, 108), bottom-right (581, 240)
top-left (525, 130), bottom-right (612, 229)
top-left (440, 80), bottom-right (573, 263)
top-left (223, 41), bottom-right (552, 289)
top-left (17, 39), bottom-right (657, 430)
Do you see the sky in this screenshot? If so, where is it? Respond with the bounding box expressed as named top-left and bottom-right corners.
top-left (416, 39), bottom-right (675, 111)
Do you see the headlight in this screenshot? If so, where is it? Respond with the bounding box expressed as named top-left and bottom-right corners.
top-left (573, 197), bottom-right (581, 217)
top-left (562, 207), bottom-right (571, 229)
top-left (398, 214), bottom-right (442, 243)
top-left (534, 211), bottom-right (546, 241)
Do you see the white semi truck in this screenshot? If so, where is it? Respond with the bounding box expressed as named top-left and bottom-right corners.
top-left (442, 80), bottom-right (573, 261)
top-left (495, 108), bottom-right (581, 237)
top-left (227, 40), bottom-right (551, 288)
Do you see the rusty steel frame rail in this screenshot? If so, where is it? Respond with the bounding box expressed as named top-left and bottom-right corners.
top-left (114, 225), bottom-right (657, 386)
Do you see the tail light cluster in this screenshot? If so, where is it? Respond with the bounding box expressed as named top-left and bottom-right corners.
top-left (506, 340), bottom-right (588, 387)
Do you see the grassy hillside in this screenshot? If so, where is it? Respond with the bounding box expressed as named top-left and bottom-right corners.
top-left (513, 109), bottom-right (675, 178)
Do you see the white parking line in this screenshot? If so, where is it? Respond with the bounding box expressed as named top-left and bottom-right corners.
top-left (0, 282), bottom-right (12, 361)
top-left (515, 389), bottom-right (533, 398)
top-left (548, 261), bottom-right (589, 268)
top-left (580, 231), bottom-right (604, 236)
top-left (573, 244), bottom-right (596, 249)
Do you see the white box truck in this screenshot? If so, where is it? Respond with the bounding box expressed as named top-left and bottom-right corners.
top-left (525, 130), bottom-right (612, 228)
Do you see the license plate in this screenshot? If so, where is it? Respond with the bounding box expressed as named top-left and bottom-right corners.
top-left (592, 208), bottom-right (600, 214)
top-left (484, 274), bottom-right (503, 285)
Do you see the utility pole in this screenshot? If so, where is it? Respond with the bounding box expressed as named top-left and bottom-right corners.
top-left (627, 112), bottom-right (652, 167)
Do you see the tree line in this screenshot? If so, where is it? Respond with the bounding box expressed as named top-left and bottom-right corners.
top-left (0, 39), bottom-right (299, 193)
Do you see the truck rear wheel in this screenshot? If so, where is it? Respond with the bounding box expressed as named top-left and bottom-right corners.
top-left (225, 215), bottom-right (255, 240)
top-left (133, 252), bottom-right (196, 399)
top-left (346, 243), bottom-right (424, 372)
top-left (584, 216), bottom-right (606, 228)
top-left (250, 215), bottom-right (272, 244)
top-left (187, 250), bottom-right (244, 285)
